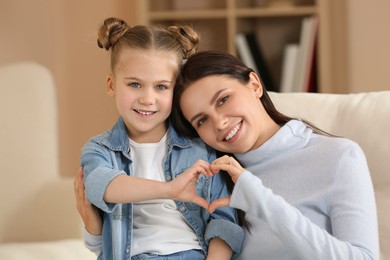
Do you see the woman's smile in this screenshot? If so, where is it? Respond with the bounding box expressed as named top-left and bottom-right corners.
top-left (223, 120), bottom-right (242, 142)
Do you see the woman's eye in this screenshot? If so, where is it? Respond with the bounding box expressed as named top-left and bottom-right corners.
top-left (129, 82), bottom-right (140, 88)
top-left (196, 117), bottom-right (207, 127)
top-left (155, 84), bottom-right (168, 90)
top-left (217, 95), bottom-right (229, 106)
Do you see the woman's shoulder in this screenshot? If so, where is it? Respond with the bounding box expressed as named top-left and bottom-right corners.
top-left (311, 133), bottom-right (365, 161)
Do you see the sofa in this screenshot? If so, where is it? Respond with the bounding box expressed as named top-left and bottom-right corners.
top-left (0, 62), bottom-right (95, 259)
top-left (0, 61), bottom-right (388, 259)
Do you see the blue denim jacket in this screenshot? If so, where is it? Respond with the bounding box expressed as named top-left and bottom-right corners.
top-left (81, 117), bottom-right (244, 259)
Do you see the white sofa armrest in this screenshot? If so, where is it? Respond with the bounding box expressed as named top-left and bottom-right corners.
top-left (31, 178), bottom-right (85, 241)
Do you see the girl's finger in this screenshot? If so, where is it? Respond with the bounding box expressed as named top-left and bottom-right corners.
top-left (194, 160), bottom-right (213, 176)
top-left (193, 164), bottom-right (213, 177)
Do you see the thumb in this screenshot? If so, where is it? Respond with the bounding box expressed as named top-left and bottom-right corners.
top-left (209, 196), bottom-right (231, 213)
top-left (192, 196), bottom-right (210, 211)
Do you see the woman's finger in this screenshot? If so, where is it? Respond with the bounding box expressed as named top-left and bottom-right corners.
top-left (209, 196), bottom-right (231, 213)
top-left (192, 196), bottom-right (210, 210)
top-left (191, 162), bottom-right (213, 177)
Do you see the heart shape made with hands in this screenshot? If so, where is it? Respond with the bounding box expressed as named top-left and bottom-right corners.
top-left (176, 155), bottom-right (245, 213)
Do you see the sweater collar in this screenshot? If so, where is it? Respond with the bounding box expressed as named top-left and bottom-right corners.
top-left (235, 120), bottom-right (312, 168)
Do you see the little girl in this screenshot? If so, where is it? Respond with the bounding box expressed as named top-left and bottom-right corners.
top-left (80, 18), bottom-right (243, 259)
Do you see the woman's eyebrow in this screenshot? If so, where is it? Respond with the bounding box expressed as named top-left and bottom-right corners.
top-left (190, 88), bottom-right (227, 124)
top-left (190, 113), bottom-right (202, 124)
top-left (210, 88), bottom-right (226, 105)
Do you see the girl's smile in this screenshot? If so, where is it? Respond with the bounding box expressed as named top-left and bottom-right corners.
top-left (133, 109), bottom-right (157, 117)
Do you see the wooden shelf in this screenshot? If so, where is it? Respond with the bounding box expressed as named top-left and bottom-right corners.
top-left (137, 0), bottom-right (347, 93)
top-left (149, 10), bottom-right (228, 20)
top-left (236, 6), bottom-right (317, 17)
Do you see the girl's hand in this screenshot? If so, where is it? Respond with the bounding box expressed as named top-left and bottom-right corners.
top-left (168, 160), bottom-right (213, 210)
top-left (208, 156), bottom-right (245, 213)
top-left (74, 167), bottom-right (102, 235)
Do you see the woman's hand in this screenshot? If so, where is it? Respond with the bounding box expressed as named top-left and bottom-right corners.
top-left (208, 155), bottom-right (246, 213)
top-left (168, 160), bottom-right (213, 210)
top-left (74, 167), bottom-right (102, 236)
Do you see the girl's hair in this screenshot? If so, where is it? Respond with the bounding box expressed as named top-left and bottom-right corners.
top-left (97, 17), bottom-right (200, 72)
top-left (172, 50), bottom-right (331, 138)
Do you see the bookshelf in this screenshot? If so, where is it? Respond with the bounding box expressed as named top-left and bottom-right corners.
top-left (137, 0), bottom-right (347, 93)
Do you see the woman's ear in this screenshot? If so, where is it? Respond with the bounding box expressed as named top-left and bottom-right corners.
top-left (106, 74), bottom-right (115, 96)
top-left (248, 72), bottom-right (263, 98)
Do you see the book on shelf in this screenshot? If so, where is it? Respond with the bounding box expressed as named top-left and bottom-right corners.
top-left (235, 33), bottom-right (276, 92)
top-left (280, 43), bottom-right (299, 93)
top-left (281, 15), bottom-right (318, 92)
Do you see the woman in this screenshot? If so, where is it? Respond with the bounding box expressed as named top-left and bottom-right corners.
top-left (76, 51), bottom-right (379, 259)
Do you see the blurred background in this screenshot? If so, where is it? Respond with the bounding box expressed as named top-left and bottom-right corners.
top-left (1, 0), bottom-right (389, 178)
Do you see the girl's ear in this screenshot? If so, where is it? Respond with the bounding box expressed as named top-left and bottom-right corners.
top-left (248, 72), bottom-right (263, 98)
top-left (106, 74), bottom-right (115, 96)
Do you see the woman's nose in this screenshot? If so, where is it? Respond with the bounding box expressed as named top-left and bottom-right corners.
top-left (215, 114), bottom-right (228, 131)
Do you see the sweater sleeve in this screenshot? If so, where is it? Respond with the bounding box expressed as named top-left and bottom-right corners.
top-left (230, 144), bottom-right (378, 260)
top-left (83, 228), bottom-right (102, 256)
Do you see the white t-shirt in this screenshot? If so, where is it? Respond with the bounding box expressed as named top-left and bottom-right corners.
top-left (129, 133), bottom-right (201, 256)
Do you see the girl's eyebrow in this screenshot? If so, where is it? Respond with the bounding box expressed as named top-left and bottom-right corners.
top-left (189, 88), bottom-right (227, 124)
top-left (124, 76), bottom-right (140, 81)
top-left (124, 77), bottom-right (173, 84)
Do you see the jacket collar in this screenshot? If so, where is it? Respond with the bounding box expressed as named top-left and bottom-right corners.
top-left (102, 117), bottom-right (192, 153)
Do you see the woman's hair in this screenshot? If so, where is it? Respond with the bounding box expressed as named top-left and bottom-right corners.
top-left (172, 50), bottom-right (331, 137)
top-left (97, 17), bottom-right (200, 73)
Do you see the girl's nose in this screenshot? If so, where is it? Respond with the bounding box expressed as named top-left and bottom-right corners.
top-left (138, 89), bottom-right (155, 105)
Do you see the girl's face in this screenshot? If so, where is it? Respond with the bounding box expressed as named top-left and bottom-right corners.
top-left (180, 73), bottom-right (280, 154)
top-left (107, 48), bottom-right (178, 143)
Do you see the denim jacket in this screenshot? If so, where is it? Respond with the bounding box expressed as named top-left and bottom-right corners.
top-left (81, 117), bottom-right (244, 259)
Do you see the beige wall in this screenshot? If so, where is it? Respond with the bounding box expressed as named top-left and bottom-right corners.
top-left (346, 0), bottom-right (390, 92)
top-left (1, 0), bottom-right (389, 178)
top-left (0, 0), bottom-right (139, 177)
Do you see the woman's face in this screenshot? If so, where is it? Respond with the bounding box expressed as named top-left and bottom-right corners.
top-left (180, 73), bottom-right (279, 154)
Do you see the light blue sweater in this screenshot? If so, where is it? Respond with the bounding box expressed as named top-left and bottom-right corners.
top-left (231, 120), bottom-right (379, 260)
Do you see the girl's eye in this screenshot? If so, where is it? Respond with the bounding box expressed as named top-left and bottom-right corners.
top-left (155, 84), bottom-right (168, 90)
top-left (129, 82), bottom-right (140, 88)
top-left (217, 95), bottom-right (229, 106)
top-left (196, 116), bottom-right (207, 128)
